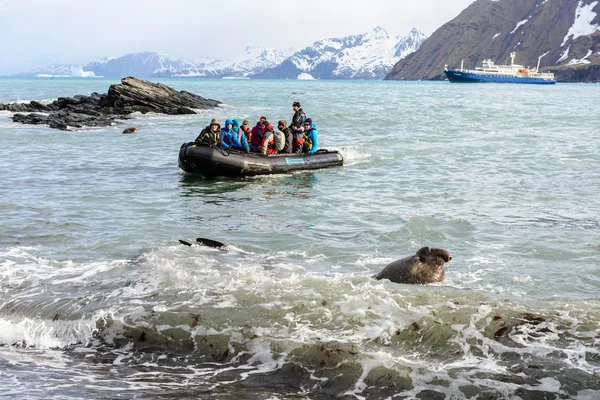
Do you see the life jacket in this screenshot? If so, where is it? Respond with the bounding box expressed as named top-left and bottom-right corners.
top-left (260, 131), bottom-right (275, 155)
top-left (260, 124), bottom-right (279, 154)
top-left (302, 131), bottom-right (313, 152)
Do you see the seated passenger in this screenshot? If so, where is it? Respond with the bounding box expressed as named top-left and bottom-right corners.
top-left (220, 119), bottom-right (238, 149)
top-left (278, 120), bottom-right (293, 154)
top-left (249, 117), bottom-right (267, 152)
top-left (195, 118), bottom-right (222, 146)
top-left (259, 120), bottom-right (285, 155)
top-left (240, 120), bottom-right (252, 143)
top-left (231, 118), bottom-right (250, 152)
top-left (302, 118), bottom-right (319, 154)
top-left (291, 121), bottom-right (305, 154)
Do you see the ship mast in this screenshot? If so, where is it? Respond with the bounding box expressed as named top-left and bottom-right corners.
top-left (510, 52), bottom-right (516, 65)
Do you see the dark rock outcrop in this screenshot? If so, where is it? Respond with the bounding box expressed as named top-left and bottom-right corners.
top-left (548, 63), bottom-right (600, 82)
top-left (0, 77), bottom-right (221, 130)
top-left (546, 31), bottom-right (600, 82)
top-left (385, 0), bottom-right (600, 82)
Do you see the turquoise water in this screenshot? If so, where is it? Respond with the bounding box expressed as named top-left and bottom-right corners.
top-left (1, 77), bottom-right (599, 399)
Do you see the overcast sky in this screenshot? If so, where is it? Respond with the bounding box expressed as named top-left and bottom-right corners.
top-left (0, 0), bottom-right (476, 75)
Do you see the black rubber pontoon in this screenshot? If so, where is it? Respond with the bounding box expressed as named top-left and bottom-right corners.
top-left (178, 143), bottom-right (343, 178)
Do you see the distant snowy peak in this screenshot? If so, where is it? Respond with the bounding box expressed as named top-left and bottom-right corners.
top-left (84, 52), bottom-right (200, 78)
top-left (95, 56), bottom-right (118, 64)
top-left (257, 26), bottom-right (428, 80)
top-left (199, 46), bottom-right (296, 77)
top-left (394, 28), bottom-right (428, 57)
top-left (25, 64), bottom-right (100, 78)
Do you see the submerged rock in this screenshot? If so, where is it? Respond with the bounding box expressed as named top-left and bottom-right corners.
top-left (0, 77), bottom-right (221, 130)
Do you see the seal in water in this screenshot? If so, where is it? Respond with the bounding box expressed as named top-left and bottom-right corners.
top-left (374, 246), bottom-right (452, 284)
top-left (179, 238), bottom-right (227, 249)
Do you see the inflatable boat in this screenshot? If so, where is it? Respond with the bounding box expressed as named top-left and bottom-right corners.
top-left (178, 143), bottom-right (344, 178)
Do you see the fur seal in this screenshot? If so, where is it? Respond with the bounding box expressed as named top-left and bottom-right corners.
top-left (179, 238), bottom-right (227, 249)
top-left (374, 246), bottom-right (452, 284)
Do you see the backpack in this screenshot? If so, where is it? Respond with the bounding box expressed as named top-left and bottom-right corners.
top-left (273, 130), bottom-right (285, 151)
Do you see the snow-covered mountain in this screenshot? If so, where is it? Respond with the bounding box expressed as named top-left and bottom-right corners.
top-left (83, 52), bottom-right (203, 78)
top-left (21, 64), bottom-right (100, 78)
top-left (14, 27), bottom-right (426, 80)
top-left (70, 47), bottom-right (292, 78)
top-left (254, 27), bottom-right (427, 80)
top-left (189, 46), bottom-right (296, 78)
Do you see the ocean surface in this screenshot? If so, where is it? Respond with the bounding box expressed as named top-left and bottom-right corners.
top-left (0, 77), bottom-right (599, 399)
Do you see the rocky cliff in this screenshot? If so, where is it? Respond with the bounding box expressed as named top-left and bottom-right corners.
top-left (385, 0), bottom-right (600, 82)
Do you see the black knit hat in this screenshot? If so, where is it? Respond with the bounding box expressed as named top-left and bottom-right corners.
top-left (293, 101), bottom-right (301, 107)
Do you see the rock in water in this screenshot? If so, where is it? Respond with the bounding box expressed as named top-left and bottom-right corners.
top-left (0, 77), bottom-right (221, 130)
top-left (103, 77), bottom-right (221, 115)
top-left (374, 246), bottom-right (453, 284)
top-left (122, 127), bottom-right (138, 134)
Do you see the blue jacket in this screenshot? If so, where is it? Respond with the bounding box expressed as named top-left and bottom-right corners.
top-left (220, 119), bottom-right (236, 149)
top-left (231, 118), bottom-right (249, 151)
top-left (305, 123), bottom-right (319, 153)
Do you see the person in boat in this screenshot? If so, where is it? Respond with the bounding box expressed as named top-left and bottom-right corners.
top-left (291, 102), bottom-right (306, 138)
top-left (278, 120), bottom-right (293, 154)
top-left (291, 121), bottom-right (305, 154)
top-left (249, 116), bottom-right (267, 152)
top-left (259, 120), bottom-right (285, 155)
top-left (302, 118), bottom-right (319, 154)
top-left (195, 118), bottom-right (222, 146)
top-left (220, 119), bottom-right (239, 149)
top-left (240, 120), bottom-right (252, 143)
top-left (231, 118), bottom-right (250, 152)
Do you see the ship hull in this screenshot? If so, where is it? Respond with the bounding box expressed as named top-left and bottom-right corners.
top-left (445, 70), bottom-right (556, 84)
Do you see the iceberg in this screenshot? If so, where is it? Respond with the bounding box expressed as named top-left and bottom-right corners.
top-left (297, 73), bottom-right (315, 80)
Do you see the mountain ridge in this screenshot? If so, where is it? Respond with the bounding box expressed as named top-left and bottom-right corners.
top-left (13, 27), bottom-right (426, 80)
top-left (254, 27), bottom-right (426, 80)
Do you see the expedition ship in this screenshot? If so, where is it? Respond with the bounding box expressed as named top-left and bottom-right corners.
top-left (444, 52), bottom-right (556, 84)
